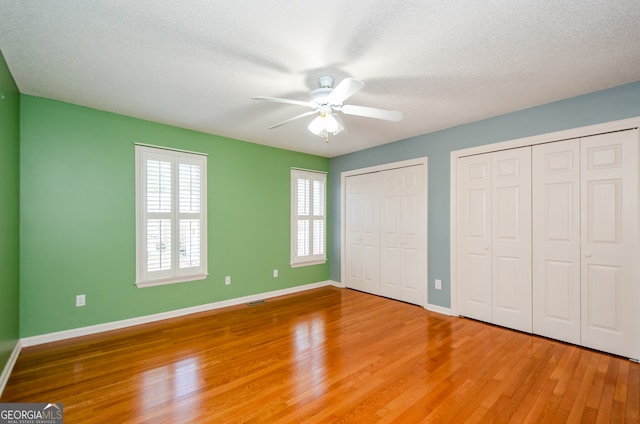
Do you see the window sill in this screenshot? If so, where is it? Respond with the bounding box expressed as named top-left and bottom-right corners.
top-left (136, 273), bottom-right (209, 288)
top-left (290, 259), bottom-right (327, 268)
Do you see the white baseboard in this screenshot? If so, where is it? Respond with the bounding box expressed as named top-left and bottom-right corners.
top-left (426, 303), bottom-right (453, 316)
top-left (22, 281), bottom-right (339, 347)
top-left (0, 340), bottom-right (21, 397)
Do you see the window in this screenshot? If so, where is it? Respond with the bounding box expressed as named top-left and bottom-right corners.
top-left (291, 168), bottom-right (326, 267)
top-left (135, 145), bottom-right (207, 287)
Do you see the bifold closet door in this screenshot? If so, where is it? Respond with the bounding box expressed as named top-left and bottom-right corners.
top-left (345, 164), bottom-right (427, 306)
top-left (345, 173), bottom-right (380, 295)
top-left (491, 148), bottom-right (532, 332)
top-left (379, 165), bottom-right (426, 305)
top-left (457, 147), bottom-right (532, 332)
top-left (457, 128), bottom-right (639, 358)
top-left (580, 130), bottom-right (640, 360)
top-left (457, 153), bottom-right (493, 323)
top-left (532, 140), bottom-right (581, 345)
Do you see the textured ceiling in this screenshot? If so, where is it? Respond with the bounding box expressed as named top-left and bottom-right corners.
top-left (1, 1), bottom-right (640, 157)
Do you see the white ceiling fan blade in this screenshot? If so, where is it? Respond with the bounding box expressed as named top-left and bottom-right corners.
top-left (253, 96), bottom-right (314, 108)
top-left (340, 104), bottom-right (403, 121)
top-left (268, 110), bottom-right (318, 129)
top-left (327, 78), bottom-right (364, 105)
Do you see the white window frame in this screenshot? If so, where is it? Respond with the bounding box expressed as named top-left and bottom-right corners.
top-left (135, 144), bottom-right (208, 288)
top-left (291, 168), bottom-right (327, 267)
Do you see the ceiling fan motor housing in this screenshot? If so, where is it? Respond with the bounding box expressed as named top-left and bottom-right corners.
top-left (310, 87), bottom-right (334, 106)
top-left (310, 75), bottom-right (337, 106)
top-left (318, 75), bottom-right (334, 88)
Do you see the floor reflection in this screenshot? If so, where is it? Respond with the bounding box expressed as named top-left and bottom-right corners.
top-left (292, 314), bottom-right (327, 400)
top-left (139, 356), bottom-right (201, 421)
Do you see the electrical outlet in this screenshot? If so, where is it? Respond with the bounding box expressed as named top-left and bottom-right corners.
top-left (225, 276), bottom-right (231, 285)
top-left (435, 279), bottom-right (442, 290)
top-left (76, 294), bottom-right (86, 307)
top-left (273, 269), bottom-right (278, 278)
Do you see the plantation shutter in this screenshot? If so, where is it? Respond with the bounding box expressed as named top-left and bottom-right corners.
top-left (136, 145), bottom-right (207, 287)
top-left (291, 168), bottom-right (327, 267)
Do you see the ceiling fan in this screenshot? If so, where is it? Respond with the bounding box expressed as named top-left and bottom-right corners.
top-left (253, 76), bottom-right (403, 141)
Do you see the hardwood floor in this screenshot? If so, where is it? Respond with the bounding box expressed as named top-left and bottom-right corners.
top-left (2, 287), bottom-right (639, 423)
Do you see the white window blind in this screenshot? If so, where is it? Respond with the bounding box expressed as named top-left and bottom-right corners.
top-left (291, 168), bottom-right (326, 267)
top-left (135, 145), bottom-right (207, 287)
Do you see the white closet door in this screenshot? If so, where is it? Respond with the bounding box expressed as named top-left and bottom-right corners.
top-left (380, 165), bottom-right (426, 305)
top-left (457, 154), bottom-right (493, 322)
top-left (581, 129), bottom-right (640, 359)
top-left (345, 175), bottom-right (364, 291)
top-left (491, 147), bottom-right (532, 333)
top-left (345, 174), bottom-right (380, 295)
top-left (532, 140), bottom-right (581, 344)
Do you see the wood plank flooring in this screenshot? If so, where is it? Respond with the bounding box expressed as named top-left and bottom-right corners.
top-left (2, 287), bottom-right (638, 423)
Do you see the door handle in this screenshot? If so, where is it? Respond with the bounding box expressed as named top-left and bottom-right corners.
top-left (584, 252), bottom-right (592, 257)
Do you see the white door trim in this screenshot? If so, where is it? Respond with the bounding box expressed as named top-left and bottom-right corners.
top-left (450, 116), bottom-right (640, 316)
top-left (341, 157), bottom-right (429, 306)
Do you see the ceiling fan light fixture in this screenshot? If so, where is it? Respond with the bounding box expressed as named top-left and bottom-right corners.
top-left (308, 113), bottom-right (344, 138)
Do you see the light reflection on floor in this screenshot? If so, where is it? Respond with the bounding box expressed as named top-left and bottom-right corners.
top-left (140, 356), bottom-right (201, 421)
top-left (292, 314), bottom-right (327, 401)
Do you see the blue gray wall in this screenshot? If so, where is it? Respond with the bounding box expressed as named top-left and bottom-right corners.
top-left (329, 81), bottom-right (640, 309)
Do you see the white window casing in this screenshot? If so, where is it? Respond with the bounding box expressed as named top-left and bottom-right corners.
top-left (135, 145), bottom-right (208, 287)
top-left (291, 168), bottom-right (327, 267)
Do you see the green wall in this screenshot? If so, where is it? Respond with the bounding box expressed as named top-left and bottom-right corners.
top-left (0, 51), bottom-right (20, 372)
top-left (20, 95), bottom-right (329, 338)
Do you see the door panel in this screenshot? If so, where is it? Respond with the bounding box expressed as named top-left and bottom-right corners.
top-left (585, 264), bottom-right (620, 331)
top-left (467, 253), bottom-right (490, 305)
top-left (404, 248), bottom-right (419, 290)
top-left (581, 129), bottom-right (640, 359)
top-left (457, 154), bottom-right (492, 322)
top-left (491, 147), bottom-right (532, 332)
top-left (361, 177), bottom-right (381, 294)
top-left (495, 256), bottom-right (518, 311)
top-left (380, 165), bottom-right (426, 305)
top-left (345, 177), bottom-right (363, 291)
top-left (345, 174), bottom-right (381, 295)
top-left (381, 173), bottom-right (402, 300)
top-left (532, 140), bottom-right (581, 344)
top-left (544, 261), bottom-right (572, 320)
top-left (587, 180), bottom-right (620, 243)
